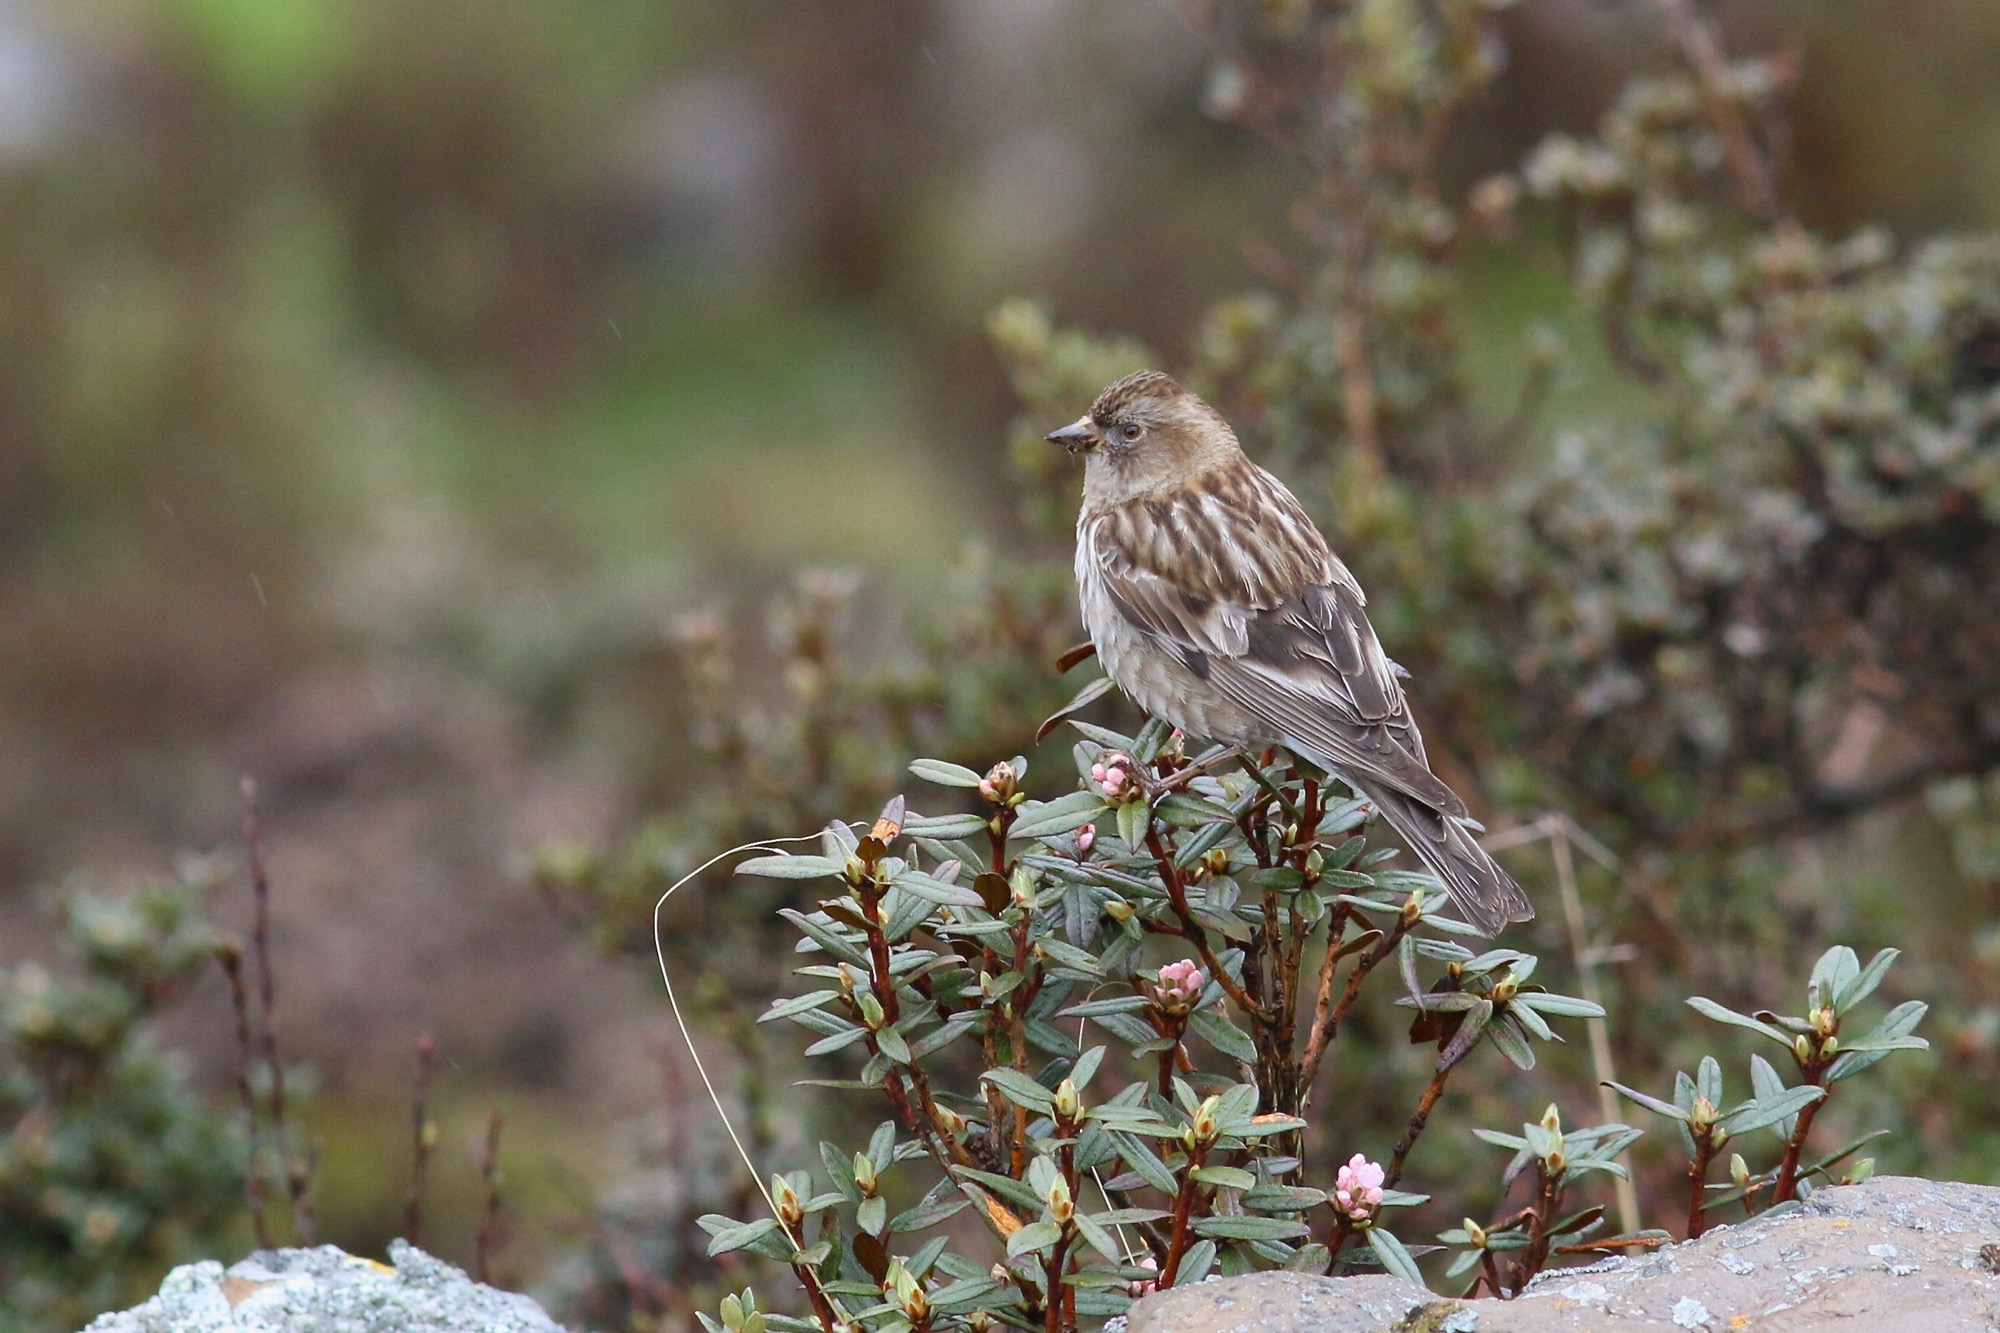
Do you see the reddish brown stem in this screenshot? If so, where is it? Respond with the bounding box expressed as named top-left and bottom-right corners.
top-left (1157, 1147), bottom-right (1210, 1287)
top-left (242, 778), bottom-right (315, 1244)
top-left (404, 1033), bottom-right (436, 1245)
top-left (1771, 1077), bottom-right (1826, 1203)
top-left (216, 945), bottom-right (271, 1249)
top-left (1685, 1134), bottom-right (1719, 1239)
top-left (475, 1109), bottom-right (505, 1283)
top-left (1146, 827), bottom-right (1270, 1022)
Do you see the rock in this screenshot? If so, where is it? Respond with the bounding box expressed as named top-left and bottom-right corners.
top-left (1126, 1176), bottom-right (2000, 1332)
top-left (1126, 1270), bottom-right (1437, 1333)
top-left (82, 1241), bottom-right (565, 1333)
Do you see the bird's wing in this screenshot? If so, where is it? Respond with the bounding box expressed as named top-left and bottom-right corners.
top-left (1089, 465), bottom-right (1465, 818)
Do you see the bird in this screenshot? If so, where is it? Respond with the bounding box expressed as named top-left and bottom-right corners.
top-left (1047, 369), bottom-right (1532, 935)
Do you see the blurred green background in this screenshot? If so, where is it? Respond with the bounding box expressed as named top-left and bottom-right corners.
top-left (4, 0), bottom-right (2000, 1327)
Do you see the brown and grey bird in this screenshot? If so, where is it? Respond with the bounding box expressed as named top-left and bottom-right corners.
top-left (1048, 369), bottom-right (1532, 935)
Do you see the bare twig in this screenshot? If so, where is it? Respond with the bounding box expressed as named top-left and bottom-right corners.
top-left (475, 1109), bottom-right (505, 1284)
top-left (1651, 0), bottom-right (1785, 225)
top-left (216, 943), bottom-right (271, 1249)
top-left (242, 777), bottom-right (315, 1244)
top-left (1543, 818), bottom-right (1640, 1234)
top-left (404, 1033), bottom-right (437, 1246)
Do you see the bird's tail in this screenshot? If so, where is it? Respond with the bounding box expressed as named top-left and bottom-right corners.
top-left (1354, 783), bottom-right (1533, 936)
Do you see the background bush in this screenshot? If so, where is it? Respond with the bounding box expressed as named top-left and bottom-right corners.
top-left (1, 1), bottom-right (1998, 1328)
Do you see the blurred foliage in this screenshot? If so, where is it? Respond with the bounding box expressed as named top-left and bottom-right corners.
top-left (0, 866), bottom-right (239, 1329)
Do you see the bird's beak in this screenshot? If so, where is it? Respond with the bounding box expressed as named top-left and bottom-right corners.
top-left (1046, 416), bottom-right (1101, 455)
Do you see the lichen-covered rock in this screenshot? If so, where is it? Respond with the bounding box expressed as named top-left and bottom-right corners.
top-left (1127, 1176), bottom-right (2000, 1332)
top-left (82, 1241), bottom-right (565, 1333)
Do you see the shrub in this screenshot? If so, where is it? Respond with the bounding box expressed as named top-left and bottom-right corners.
top-left (689, 733), bottom-right (1927, 1329)
top-left (0, 867), bottom-right (240, 1328)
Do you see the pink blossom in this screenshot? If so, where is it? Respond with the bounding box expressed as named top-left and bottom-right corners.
top-left (1333, 1153), bottom-right (1386, 1222)
top-left (1075, 824), bottom-right (1096, 855)
top-left (1127, 1255), bottom-right (1159, 1297)
top-left (1155, 959), bottom-right (1206, 1007)
top-left (978, 777), bottom-right (999, 801)
top-left (1089, 759), bottom-right (1131, 799)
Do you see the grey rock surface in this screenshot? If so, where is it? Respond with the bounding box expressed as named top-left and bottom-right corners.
top-left (1128, 1175), bottom-right (2000, 1332)
top-left (81, 1241), bottom-right (565, 1333)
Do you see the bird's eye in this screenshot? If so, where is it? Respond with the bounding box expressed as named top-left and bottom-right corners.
top-left (1119, 422), bottom-right (1143, 441)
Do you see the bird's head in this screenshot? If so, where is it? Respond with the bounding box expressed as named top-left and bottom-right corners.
top-left (1046, 370), bottom-right (1242, 505)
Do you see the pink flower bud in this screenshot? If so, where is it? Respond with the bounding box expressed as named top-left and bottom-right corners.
top-left (1127, 1256), bottom-right (1158, 1298)
top-left (1154, 959), bottom-right (1206, 1008)
top-left (1075, 824), bottom-right (1096, 854)
top-left (978, 778), bottom-right (998, 801)
top-left (1334, 1153), bottom-right (1386, 1222)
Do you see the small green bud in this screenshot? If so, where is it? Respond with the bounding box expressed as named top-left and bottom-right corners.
top-left (1103, 898), bottom-right (1134, 922)
top-left (1819, 1035), bottom-right (1838, 1059)
top-left (852, 1152), bottom-right (877, 1196)
top-left (887, 1259), bottom-right (928, 1320)
top-left (1052, 1078), bottom-right (1081, 1123)
top-left (1401, 889), bottom-right (1426, 927)
top-left (1191, 1095), bottom-right (1220, 1144)
top-left (1794, 1033), bottom-right (1814, 1065)
top-left (1046, 1174), bottom-right (1074, 1224)
top-left (1202, 847), bottom-right (1232, 878)
top-left (1303, 848), bottom-right (1324, 880)
top-left (1464, 1218), bottom-right (1487, 1248)
top-left (773, 1174), bottom-right (803, 1226)
top-left (1730, 1153), bottom-right (1750, 1189)
top-left (857, 992), bottom-right (885, 1029)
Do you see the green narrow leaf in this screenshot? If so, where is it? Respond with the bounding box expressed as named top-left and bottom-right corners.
top-left (891, 1196), bottom-right (971, 1233)
top-left (1696, 1055), bottom-right (1723, 1106)
top-left (1835, 948), bottom-right (1899, 1014)
top-left (1748, 1054), bottom-right (1795, 1141)
top-left (1365, 1228), bottom-right (1426, 1286)
top-left (1110, 1133), bottom-right (1180, 1195)
top-left (1012, 790), bottom-right (1114, 840)
top-left (981, 1067), bottom-right (1056, 1113)
top-left (736, 855), bottom-right (843, 880)
top-left (1487, 1014), bottom-right (1536, 1070)
top-left (1686, 996), bottom-right (1790, 1044)
top-left (1190, 1215), bottom-right (1309, 1241)
top-left (1037, 675), bottom-right (1117, 743)
top-left (1604, 1081), bottom-right (1689, 1122)
top-left (705, 1217), bottom-right (781, 1256)
top-left (909, 759), bottom-right (985, 788)
top-left (1187, 1009), bottom-right (1259, 1064)
top-left (1006, 1220), bottom-right (1064, 1258)
top-left (1175, 1239), bottom-right (1218, 1286)
top-left (902, 813), bottom-right (993, 840)
top-left (1719, 1084), bottom-right (1825, 1135)
top-left (1809, 946), bottom-right (1860, 1011)
top-left (1115, 798), bottom-right (1151, 850)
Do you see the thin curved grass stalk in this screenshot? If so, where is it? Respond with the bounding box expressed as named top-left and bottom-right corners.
top-left (653, 825), bottom-right (866, 1328)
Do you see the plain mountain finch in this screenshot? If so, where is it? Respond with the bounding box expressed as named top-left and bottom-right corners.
top-left (1048, 370), bottom-right (1531, 935)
